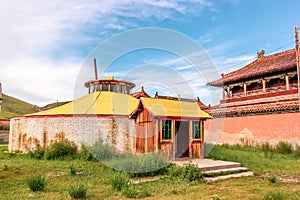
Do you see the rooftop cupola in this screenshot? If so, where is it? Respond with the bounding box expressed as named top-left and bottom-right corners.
top-left (84, 59), bottom-right (135, 94)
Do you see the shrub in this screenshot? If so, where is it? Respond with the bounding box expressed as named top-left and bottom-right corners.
top-left (268, 175), bottom-right (276, 183)
top-left (46, 140), bottom-right (77, 160)
top-left (110, 172), bottom-right (129, 191)
top-left (261, 142), bottom-right (274, 158)
top-left (121, 184), bottom-right (151, 199)
top-left (182, 163), bottom-right (204, 182)
top-left (107, 152), bottom-right (169, 177)
top-left (29, 148), bottom-right (46, 160)
top-left (294, 145), bottom-right (300, 158)
top-left (121, 185), bottom-right (138, 198)
top-left (69, 183), bottom-right (87, 199)
top-left (88, 141), bottom-right (112, 161)
top-left (78, 144), bottom-right (95, 161)
top-left (275, 141), bottom-right (293, 154)
top-left (168, 163), bottom-right (204, 182)
top-left (69, 164), bottom-right (77, 176)
top-left (264, 190), bottom-right (284, 200)
top-left (26, 175), bottom-right (46, 192)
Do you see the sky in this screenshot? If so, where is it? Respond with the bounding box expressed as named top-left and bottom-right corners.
top-left (0, 0), bottom-right (300, 106)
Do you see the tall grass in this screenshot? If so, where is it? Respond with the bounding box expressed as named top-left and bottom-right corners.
top-left (206, 142), bottom-right (300, 175)
top-left (26, 175), bottom-right (46, 192)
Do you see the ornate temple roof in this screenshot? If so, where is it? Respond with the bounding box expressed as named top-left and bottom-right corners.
top-left (208, 93), bottom-right (299, 117)
top-left (131, 86), bottom-right (151, 99)
top-left (208, 49), bottom-right (297, 86)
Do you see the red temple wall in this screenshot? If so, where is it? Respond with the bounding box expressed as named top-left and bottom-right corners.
top-left (204, 112), bottom-right (300, 146)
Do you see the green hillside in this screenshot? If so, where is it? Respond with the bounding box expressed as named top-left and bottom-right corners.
top-left (0, 94), bottom-right (36, 119)
top-left (41, 101), bottom-right (71, 111)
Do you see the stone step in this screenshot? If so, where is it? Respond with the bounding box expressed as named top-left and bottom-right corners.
top-left (205, 171), bottom-right (254, 182)
top-left (199, 163), bottom-right (241, 172)
top-left (203, 167), bottom-right (249, 174)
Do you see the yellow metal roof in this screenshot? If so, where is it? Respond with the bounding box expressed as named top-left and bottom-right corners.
top-left (27, 92), bottom-right (139, 116)
top-left (140, 97), bottom-right (212, 119)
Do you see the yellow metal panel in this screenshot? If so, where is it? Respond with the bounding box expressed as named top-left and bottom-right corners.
top-left (27, 92), bottom-right (139, 116)
top-left (141, 97), bottom-right (212, 119)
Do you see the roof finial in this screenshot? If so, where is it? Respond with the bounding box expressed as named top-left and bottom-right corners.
top-left (257, 50), bottom-right (265, 59)
top-left (93, 58), bottom-right (98, 80)
top-left (155, 92), bottom-right (158, 98)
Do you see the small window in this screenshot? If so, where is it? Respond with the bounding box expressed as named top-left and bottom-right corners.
top-left (110, 84), bottom-right (116, 92)
top-left (102, 84), bottom-right (108, 91)
top-left (89, 85), bottom-right (95, 93)
top-left (120, 85), bottom-right (125, 93)
top-left (162, 120), bottom-right (172, 140)
top-left (125, 85), bottom-right (130, 94)
top-left (192, 121), bottom-right (201, 139)
top-left (95, 84), bottom-right (100, 91)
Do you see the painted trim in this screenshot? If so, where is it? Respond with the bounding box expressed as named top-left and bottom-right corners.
top-left (13, 114), bottom-right (130, 120)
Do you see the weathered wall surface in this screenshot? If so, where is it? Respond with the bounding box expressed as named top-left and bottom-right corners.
top-left (9, 116), bottom-right (136, 153)
top-left (204, 112), bottom-right (300, 146)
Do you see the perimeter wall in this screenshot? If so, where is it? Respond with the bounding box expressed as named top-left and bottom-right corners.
top-left (204, 112), bottom-right (300, 146)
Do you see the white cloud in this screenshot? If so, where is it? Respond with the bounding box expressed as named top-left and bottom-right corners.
top-left (0, 0), bottom-right (216, 106)
top-left (0, 57), bottom-right (81, 106)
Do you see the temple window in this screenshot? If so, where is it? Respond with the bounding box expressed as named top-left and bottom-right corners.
top-left (89, 85), bottom-right (95, 93)
top-left (231, 85), bottom-right (244, 98)
top-left (247, 82), bottom-right (263, 96)
top-left (289, 75), bottom-right (298, 89)
top-left (95, 84), bottom-right (100, 92)
top-left (120, 85), bottom-right (125, 93)
top-left (266, 78), bottom-right (285, 92)
top-left (125, 85), bottom-right (130, 94)
top-left (192, 121), bottom-right (202, 139)
top-left (162, 120), bottom-right (172, 140)
top-left (102, 84), bottom-right (108, 91)
top-left (110, 84), bottom-right (116, 92)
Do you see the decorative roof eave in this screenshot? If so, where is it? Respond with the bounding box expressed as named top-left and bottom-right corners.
top-left (207, 49), bottom-right (297, 87)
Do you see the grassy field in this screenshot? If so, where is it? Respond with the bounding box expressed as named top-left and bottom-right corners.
top-left (0, 94), bottom-right (36, 119)
top-left (1, 144), bottom-right (300, 199)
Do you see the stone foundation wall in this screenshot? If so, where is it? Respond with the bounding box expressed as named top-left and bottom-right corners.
top-left (9, 116), bottom-right (136, 153)
top-left (204, 112), bottom-right (300, 146)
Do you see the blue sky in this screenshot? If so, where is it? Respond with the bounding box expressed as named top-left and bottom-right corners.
top-left (0, 0), bottom-right (299, 106)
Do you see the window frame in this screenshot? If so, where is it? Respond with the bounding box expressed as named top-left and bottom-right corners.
top-left (192, 121), bottom-right (202, 140)
top-left (162, 120), bottom-right (172, 141)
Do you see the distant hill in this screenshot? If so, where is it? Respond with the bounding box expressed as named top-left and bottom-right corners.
top-left (0, 94), bottom-right (71, 120)
top-left (0, 94), bottom-right (36, 119)
top-left (40, 101), bottom-right (71, 111)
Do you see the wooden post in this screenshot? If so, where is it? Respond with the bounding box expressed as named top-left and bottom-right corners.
top-left (154, 119), bottom-right (159, 152)
top-left (295, 25), bottom-right (300, 110)
top-left (200, 120), bottom-right (205, 158)
top-left (145, 122), bottom-right (148, 153)
top-left (285, 75), bottom-right (290, 90)
top-left (262, 80), bottom-right (266, 93)
top-left (171, 119), bottom-right (175, 159)
top-left (227, 87), bottom-right (230, 98)
top-left (243, 83), bottom-right (247, 96)
top-left (93, 59), bottom-right (98, 80)
top-left (189, 120), bottom-right (193, 158)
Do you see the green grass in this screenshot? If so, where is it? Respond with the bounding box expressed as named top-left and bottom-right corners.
top-left (0, 94), bottom-right (36, 119)
top-left (40, 101), bottom-right (70, 111)
top-left (206, 144), bottom-right (300, 175)
top-left (1, 145), bottom-right (300, 199)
